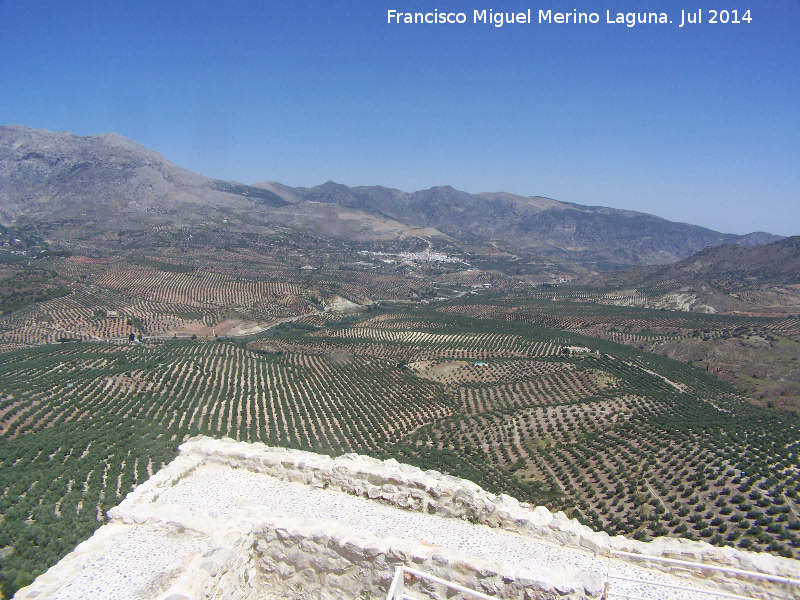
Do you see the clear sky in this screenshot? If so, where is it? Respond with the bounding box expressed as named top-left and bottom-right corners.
top-left (1, 0), bottom-right (798, 235)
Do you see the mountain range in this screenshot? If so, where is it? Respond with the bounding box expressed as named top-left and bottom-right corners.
top-left (0, 125), bottom-right (784, 270)
top-left (581, 235), bottom-right (800, 315)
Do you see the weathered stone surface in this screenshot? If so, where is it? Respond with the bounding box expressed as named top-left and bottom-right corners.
top-left (578, 571), bottom-right (604, 598)
top-left (15, 437), bottom-right (800, 600)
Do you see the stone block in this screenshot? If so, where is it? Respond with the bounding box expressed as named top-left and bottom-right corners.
top-left (363, 543), bottom-right (383, 559)
top-left (578, 535), bottom-right (606, 555)
top-left (553, 581), bottom-right (576, 595)
top-left (477, 564), bottom-right (499, 578)
top-left (578, 571), bottom-right (604, 598)
top-left (276, 562), bottom-right (295, 579)
top-left (479, 578), bottom-right (502, 596)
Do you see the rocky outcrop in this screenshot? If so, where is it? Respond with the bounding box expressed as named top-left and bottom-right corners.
top-left (0, 125), bottom-right (286, 227)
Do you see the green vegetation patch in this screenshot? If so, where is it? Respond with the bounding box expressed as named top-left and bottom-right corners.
top-left (0, 418), bottom-right (177, 598)
top-left (0, 269), bottom-right (70, 316)
top-left (1, 305), bottom-right (799, 594)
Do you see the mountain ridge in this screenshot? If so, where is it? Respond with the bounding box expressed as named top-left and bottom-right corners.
top-left (587, 235), bottom-right (800, 290)
top-left (275, 179), bottom-right (784, 268)
top-left (0, 125), bottom-right (785, 269)
top-left (0, 124), bottom-right (287, 228)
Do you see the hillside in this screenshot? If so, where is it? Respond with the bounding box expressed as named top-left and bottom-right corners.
top-left (272, 180), bottom-right (767, 269)
top-left (1, 126), bottom-right (779, 270)
top-left (0, 125), bottom-right (287, 229)
top-left (2, 303), bottom-right (799, 596)
top-left (589, 236), bottom-right (800, 288)
top-left (511, 238), bottom-right (800, 412)
top-left (580, 236), bottom-right (800, 314)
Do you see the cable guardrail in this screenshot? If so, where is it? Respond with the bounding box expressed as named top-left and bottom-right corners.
top-left (385, 559), bottom-right (791, 600)
top-left (610, 550), bottom-right (800, 587)
top-left (605, 550), bottom-right (798, 600)
top-left (604, 573), bottom-right (757, 600)
top-left (386, 565), bottom-right (499, 600)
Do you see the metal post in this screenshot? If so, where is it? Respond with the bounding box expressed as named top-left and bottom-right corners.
top-left (386, 566), bottom-right (405, 600)
top-left (396, 569), bottom-right (404, 600)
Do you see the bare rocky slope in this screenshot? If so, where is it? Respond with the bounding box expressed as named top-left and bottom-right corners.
top-left (266, 180), bottom-right (782, 268)
top-left (584, 236), bottom-right (800, 293)
top-left (0, 125), bottom-right (287, 229)
top-left (0, 125), bottom-right (781, 269)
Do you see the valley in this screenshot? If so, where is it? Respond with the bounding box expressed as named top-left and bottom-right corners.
top-left (2, 275), bottom-right (800, 593)
top-left (0, 126), bottom-right (799, 598)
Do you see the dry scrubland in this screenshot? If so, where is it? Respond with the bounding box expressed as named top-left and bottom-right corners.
top-left (440, 292), bottom-right (800, 412)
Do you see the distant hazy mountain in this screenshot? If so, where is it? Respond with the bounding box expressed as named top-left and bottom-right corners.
top-left (0, 125), bottom-right (286, 228)
top-left (265, 180), bottom-right (776, 269)
top-left (586, 236), bottom-right (800, 291)
top-left (730, 231), bottom-right (785, 247)
top-left (0, 126), bottom-right (783, 269)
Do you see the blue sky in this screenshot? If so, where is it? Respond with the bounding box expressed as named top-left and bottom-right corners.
top-left (1, 0), bottom-right (798, 235)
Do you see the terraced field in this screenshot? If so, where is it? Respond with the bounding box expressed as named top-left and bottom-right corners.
top-left (439, 295), bottom-right (800, 409)
top-left (0, 229), bottom-right (489, 349)
top-left (1, 303), bottom-right (799, 597)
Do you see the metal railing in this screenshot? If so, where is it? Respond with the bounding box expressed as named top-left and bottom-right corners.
top-left (609, 550), bottom-right (800, 587)
top-left (606, 549), bottom-right (799, 600)
top-left (385, 564), bottom-right (765, 600)
top-left (604, 573), bottom-right (758, 600)
top-left (386, 565), bottom-right (498, 600)
top-left (386, 551), bottom-right (800, 600)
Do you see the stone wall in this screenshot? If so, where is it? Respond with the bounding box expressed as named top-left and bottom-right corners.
top-left (175, 438), bottom-right (798, 599)
top-left (251, 514), bottom-right (608, 600)
top-left (175, 438), bottom-right (798, 592)
top-left (17, 504), bottom-right (603, 600)
top-left (15, 437), bottom-right (800, 600)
